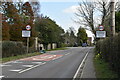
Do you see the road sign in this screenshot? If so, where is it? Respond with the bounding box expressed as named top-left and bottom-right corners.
top-left (98, 25), bottom-right (104, 31)
top-left (26, 25), bottom-right (31, 30)
top-left (96, 31), bottom-right (106, 38)
top-left (22, 30), bottom-right (31, 37)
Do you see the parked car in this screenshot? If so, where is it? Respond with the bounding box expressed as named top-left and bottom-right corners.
top-left (82, 43), bottom-right (87, 47)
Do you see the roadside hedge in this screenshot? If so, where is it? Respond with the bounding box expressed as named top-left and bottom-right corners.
top-left (95, 33), bottom-right (120, 76)
top-left (2, 41), bottom-right (27, 58)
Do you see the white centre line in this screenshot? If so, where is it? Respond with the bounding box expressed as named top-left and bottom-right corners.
top-left (19, 62), bottom-right (46, 74)
top-left (65, 53), bottom-right (70, 55)
top-left (32, 62), bottom-right (42, 64)
top-left (22, 65), bottom-right (34, 67)
top-left (0, 76), bottom-right (4, 78)
top-left (0, 64), bottom-right (12, 67)
top-left (9, 69), bottom-right (22, 72)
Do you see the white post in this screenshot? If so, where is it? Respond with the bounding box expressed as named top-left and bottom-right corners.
top-left (35, 37), bottom-right (38, 51)
top-left (110, 0), bottom-right (115, 36)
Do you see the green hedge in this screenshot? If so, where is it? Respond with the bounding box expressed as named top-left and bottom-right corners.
top-left (95, 33), bottom-right (120, 76)
top-left (2, 41), bottom-right (27, 58)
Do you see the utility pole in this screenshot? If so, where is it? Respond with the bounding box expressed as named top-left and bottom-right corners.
top-left (110, 0), bottom-right (115, 36)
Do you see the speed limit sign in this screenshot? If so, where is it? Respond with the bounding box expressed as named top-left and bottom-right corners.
top-left (98, 25), bottom-right (104, 31)
top-left (26, 25), bottom-right (31, 30)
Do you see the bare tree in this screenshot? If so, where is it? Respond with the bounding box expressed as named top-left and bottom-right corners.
top-left (96, 0), bottom-right (111, 26)
top-left (75, 0), bottom-right (96, 34)
top-left (75, 0), bottom-right (119, 35)
top-left (29, 0), bottom-right (40, 17)
top-left (116, 0), bottom-right (120, 11)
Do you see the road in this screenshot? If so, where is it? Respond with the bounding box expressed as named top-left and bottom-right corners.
top-left (1, 47), bottom-right (94, 80)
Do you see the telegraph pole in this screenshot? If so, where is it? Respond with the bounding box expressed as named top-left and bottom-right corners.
top-left (110, 0), bottom-right (115, 36)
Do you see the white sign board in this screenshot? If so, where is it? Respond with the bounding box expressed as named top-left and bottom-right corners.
top-left (22, 30), bottom-right (31, 37)
top-left (96, 31), bottom-right (106, 38)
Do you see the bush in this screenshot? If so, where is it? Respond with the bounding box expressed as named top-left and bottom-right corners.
top-left (95, 33), bottom-right (120, 76)
top-left (2, 41), bottom-right (26, 58)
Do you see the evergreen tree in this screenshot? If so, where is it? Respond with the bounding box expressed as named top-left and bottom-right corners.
top-left (77, 27), bottom-right (88, 46)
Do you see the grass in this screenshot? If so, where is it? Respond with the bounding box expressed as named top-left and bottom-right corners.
top-left (94, 54), bottom-right (118, 78)
top-left (47, 47), bottom-right (68, 51)
top-left (1, 52), bottom-right (41, 63)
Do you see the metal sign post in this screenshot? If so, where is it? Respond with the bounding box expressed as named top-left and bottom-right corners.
top-left (22, 25), bottom-right (31, 53)
top-left (27, 37), bottom-right (29, 53)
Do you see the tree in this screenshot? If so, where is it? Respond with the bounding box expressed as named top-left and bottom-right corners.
top-left (1, 1), bottom-right (38, 46)
top-left (75, 1), bottom-right (96, 34)
top-left (75, 0), bottom-right (119, 35)
top-left (2, 16), bottom-right (10, 40)
top-left (35, 16), bottom-right (65, 49)
top-left (1, 2), bottom-right (23, 41)
top-left (115, 11), bottom-right (120, 33)
top-left (65, 27), bottom-right (76, 46)
top-left (77, 27), bottom-right (88, 46)
top-left (30, 0), bottom-right (41, 17)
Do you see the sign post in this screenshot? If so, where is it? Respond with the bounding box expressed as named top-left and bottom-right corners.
top-left (22, 25), bottom-right (31, 53)
top-left (27, 37), bottom-right (29, 53)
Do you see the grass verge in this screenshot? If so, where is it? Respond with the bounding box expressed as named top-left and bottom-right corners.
top-left (94, 55), bottom-right (118, 78)
top-left (47, 47), bottom-right (68, 51)
top-left (1, 52), bottom-right (41, 63)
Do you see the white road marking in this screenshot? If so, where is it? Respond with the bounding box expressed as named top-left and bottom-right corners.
top-left (58, 56), bottom-right (62, 59)
top-left (19, 62), bottom-right (46, 73)
top-left (22, 65), bottom-right (34, 67)
top-left (52, 58), bottom-right (57, 60)
top-left (0, 64), bottom-right (12, 67)
top-left (0, 76), bottom-right (4, 78)
top-left (65, 53), bottom-right (70, 55)
top-left (32, 62), bottom-right (42, 64)
top-left (73, 51), bottom-right (89, 79)
top-left (52, 56), bottom-right (63, 60)
top-left (9, 69), bottom-right (22, 72)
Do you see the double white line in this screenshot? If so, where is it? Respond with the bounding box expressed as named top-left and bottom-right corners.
top-left (73, 51), bottom-right (89, 80)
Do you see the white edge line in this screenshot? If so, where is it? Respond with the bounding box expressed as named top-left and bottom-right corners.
top-left (22, 65), bottom-right (34, 67)
top-left (73, 51), bottom-right (89, 79)
top-left (9, 69), bottom-right (22, 72)
top-left (19, 62), bottom-right (46, 74)
top-left (0, 64), bottom-right (12, 67)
